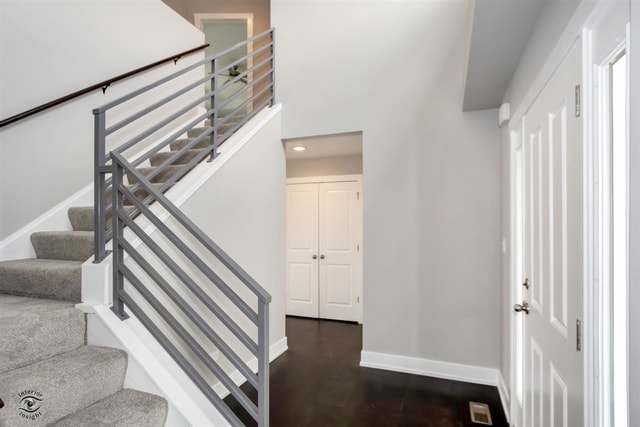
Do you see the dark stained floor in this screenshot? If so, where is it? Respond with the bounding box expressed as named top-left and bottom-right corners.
top-left (227, 316), bottom-right (508, 426)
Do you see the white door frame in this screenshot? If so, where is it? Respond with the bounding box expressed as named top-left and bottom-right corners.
top-left (194, 13), bottom-right (254, 39)
top-left (287, 175), bottom-right (363, 323)
top-left (586, 6), bottom-right (630, 426)
top-left (194, 13), bottom-right (254, 110)
top-left (506, 3), bottom-right (630, 426)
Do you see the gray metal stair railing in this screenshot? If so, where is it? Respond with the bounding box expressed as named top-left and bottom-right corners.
top-left (111, 150), bottom-right (271, 426)
top-left (93, 28), bottom-right (275, 262)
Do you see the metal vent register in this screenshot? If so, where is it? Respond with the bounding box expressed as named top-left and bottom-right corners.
top-left (469, 402), bottom-right (493, 425)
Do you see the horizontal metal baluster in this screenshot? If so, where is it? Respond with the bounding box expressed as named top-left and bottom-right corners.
top-left (121, 244), bottom-right (259, 383)
top-left (117, 184), bottom-right (258, 326)
top-left (118, 292), bottom-right (247, 426)
top-left (120, 265), bottom-right (259, 419)
top-left (113, 95), bottom-right (214, 155)
top-left (107, 75), bottom-right (213, 135)
top-left (216, 71), bottom-right (272, 115)
top-left (112, 152), bottom-right (270, 303)
top-left (116, 209), bottom-right (258, 354)
top-left (218, 98), bottom-right (272, 143)
top-left (207, 30), bottom-right (272, 64)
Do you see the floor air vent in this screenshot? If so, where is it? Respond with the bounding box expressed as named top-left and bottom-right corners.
top-left (469, 402), bottom-right (493, 425)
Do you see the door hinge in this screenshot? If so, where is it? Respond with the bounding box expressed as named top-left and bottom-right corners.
top-left (575, 85), bottom-right (581, 117)
top-left (576, 319), bottom-right (582, 351)
top-left (357, 192), bottom-right (360, 200)
top-left (357, 296), bottom-right (360, 303)
top-left (357, 244), bottom-right (360, 252)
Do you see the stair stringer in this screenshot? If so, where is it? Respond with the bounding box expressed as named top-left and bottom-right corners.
top-left (79, 105), bottom-right (285, 426)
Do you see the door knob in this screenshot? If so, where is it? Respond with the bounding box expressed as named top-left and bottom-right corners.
top-left (513, 301), bottom-right (530, 315)
top-left (320, 254), bottom-right (325, 260)
top-left (312, 255), bottom-right (317, 260)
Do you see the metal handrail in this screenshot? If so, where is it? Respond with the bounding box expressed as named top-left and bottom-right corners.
top-left (111, 151), bottom-right (270, 426)
top-left (93, 27), bottom-right (275, 261)
top-left (0, 44), bottom-right (208, 128)
top-left (93, 28), bottom-right (275, 426)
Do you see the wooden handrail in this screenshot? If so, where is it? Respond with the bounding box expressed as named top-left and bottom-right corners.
top-left (0, 43), bottom-right (209, 129)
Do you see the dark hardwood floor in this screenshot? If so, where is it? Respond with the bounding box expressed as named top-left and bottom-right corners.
top-left (226, 316), bottom-right (508, 426)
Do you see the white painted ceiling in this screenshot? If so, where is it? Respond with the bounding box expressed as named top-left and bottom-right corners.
top-left (284, 132), bottom-right (363, 160)
top-left (463, 0), bottom-right (546, 111)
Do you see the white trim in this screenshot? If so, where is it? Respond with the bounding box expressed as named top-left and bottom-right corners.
top-left (360, 351), bottom-right (500, 386)
top-left (213, 337), bottom-right (288, 397)
top-left (194, 13), bottom-right (254, 35)
top-left (498, 371), bottom-right (511, 423)
top-left (286, 174), bottom-right (364, 323)
top-left (194, 13), bottom-right (255, 110)
top-left (0, 183), bottom-right (93, 260)
top-left (286, 174), bottom-right (362, 185)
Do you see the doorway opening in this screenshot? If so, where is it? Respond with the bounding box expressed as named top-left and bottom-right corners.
top-left (194, 14), bottom-right (254, 118)
top-left (597, 48), bottom-right (629, 427)
top-left (283, 132), bottom-right (364, 323)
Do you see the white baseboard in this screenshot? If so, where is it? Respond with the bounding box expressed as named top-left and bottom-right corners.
top-left (0, 183), bottom-right (93, 260)
top-left (360, 350), bottom-right (500, 385)
top-left (360, 351), bottom-right (511, 422)
top-left (212, 336), bottom-right (288, 397)
top-left (497, 370), bottom-right (510, 423)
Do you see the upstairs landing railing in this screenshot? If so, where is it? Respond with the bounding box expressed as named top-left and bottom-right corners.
top-left (93, 28), bottom-right (275, 426)
top-left (93, 28), bottom-right (275, 262)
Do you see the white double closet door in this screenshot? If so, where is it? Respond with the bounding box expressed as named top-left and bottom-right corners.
top-left (286, 179), bottom-right (362, 322)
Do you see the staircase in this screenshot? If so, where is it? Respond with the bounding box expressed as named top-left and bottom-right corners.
top-left (0, 126), bottom-right (217, 426)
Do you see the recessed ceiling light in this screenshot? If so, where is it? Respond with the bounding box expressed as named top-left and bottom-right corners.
top-left (292, 145), bottom-right (306, 152)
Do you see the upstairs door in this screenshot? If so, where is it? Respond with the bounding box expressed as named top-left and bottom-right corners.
top-left (520, 41), bottom-right (583, 427)
top-left (286, 180), bottom-right (362, 322)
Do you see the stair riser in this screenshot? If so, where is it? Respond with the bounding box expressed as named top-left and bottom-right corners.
top-left (0, 260), bottom-right (82, 302)
top-left (0, 346), bottom-right (127, 426)
top-left (50, 389), bottom-right (168, 427)
top-left (149, 149), bottom-right (207, 167)
top-left (169, 137), bottom-right (210, 151)
top-left (31, 232), bottom-right (93, 262)
top-left (126, 165), bottom-right (183, 185)
top-left (0, 296), bottom-right (85, 374)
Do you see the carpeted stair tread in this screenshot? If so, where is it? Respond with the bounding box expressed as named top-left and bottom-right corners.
top-left (127, 165), bottom-right (184, 185)
top-left (149, 148), bottom-right (207, 167)
top-left (0, 295), bottom-right (85, 374)
top-left (50, 388), bottom-right (167, 427)
top-left (0, 258), bottom-right (82, 301)
top-left (105, 183), bottom-right (166, 206)
top-left (31, 231), bottom-right (93, 262)
top-left (187, 126), bottom-right (210, 138)
top-left (67, 207), bottom-right (94, 232)
top-left (68, 206), bottom-right (135, 231)
top-left (0, 346), bottom-right (127, 426)
top-left (169, 137), bottom-right (210, 151)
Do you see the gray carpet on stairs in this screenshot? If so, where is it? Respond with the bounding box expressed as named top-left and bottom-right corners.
top-left (31, 231), bottom-right (94, 261)
top-left (0, 346), bottom-right (127, 426)
top-left (0, 258), bottom-right (82, 301)
top-left (68, 207), bottom-right (94, 232)
top-left (50, 389), bottom-right (168, 427)
top-left (0, 295), bottom-right (85, 374)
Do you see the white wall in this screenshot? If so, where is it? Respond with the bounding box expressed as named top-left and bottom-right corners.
top-left (628, 0), bottom-right (639, 422)
top-left (0, 0), bottom-right (204, 239)
top-left (178, 109), bottom-right (286, 351)
top-left (286, 155), bottom-right (362, 178)
top-left (273, 0), bottom-right (501, 371)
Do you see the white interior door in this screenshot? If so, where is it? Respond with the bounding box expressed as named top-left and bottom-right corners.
top-left (520, 42), bottom-right (583, 427)
top-left (318, 181), bottom-right (361, 322)
top-left (286, 179), bottom-right (362, 322)
top-left (286, 184), bottom-right (319, 318)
